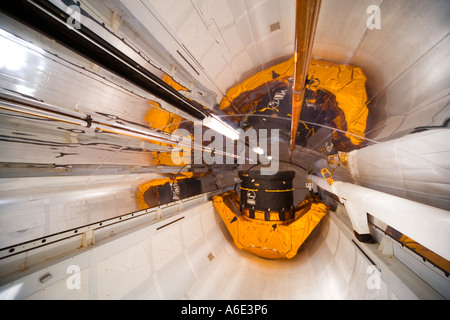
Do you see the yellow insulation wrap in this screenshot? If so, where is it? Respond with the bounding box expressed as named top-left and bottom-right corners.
top-left (136, 173), bottom-right (197, 210)
top-left (136, 177), bottom-right (175, 210)
top-left (309, 60), bottom-right (368, 145)
top-left (220, 58), bottom-right (295, 113)
top-left (162, 74), bottom-right (189, 93)
top-left (145, 75), bottom-right (190, 166)
top-left (213, 191), bottom-right (327, 259)
top-left (145, 100), bottom-right (182, 134)
top-left (219, 57), bottom-right (368, 147)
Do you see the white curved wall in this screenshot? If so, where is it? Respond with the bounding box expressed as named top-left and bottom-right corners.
top-left (347, 129), bottom-right (450, 210)
top-left (0, 202), bottom-right (383, 299)
top-left (1, 198), bottom-right (443, 300)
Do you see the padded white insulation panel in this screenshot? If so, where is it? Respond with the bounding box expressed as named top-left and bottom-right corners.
top-left (0, 200), bottom-right (444, 300)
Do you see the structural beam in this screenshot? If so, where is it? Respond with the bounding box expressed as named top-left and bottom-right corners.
top-left (290, 0), bottom-right (321, 158)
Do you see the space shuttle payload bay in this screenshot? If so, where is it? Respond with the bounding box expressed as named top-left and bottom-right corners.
top-left (0, 0), bottom-right (449, 300)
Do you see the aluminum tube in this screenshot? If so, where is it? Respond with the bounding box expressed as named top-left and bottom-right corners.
top-left (89, 114), bottom-right (177, 141)
top-left (308, 175), bottom-right (450, 261)
top-left (0, 89), bottom-right (87, 120)
top-left (0, 100), bottom-right (88, 127)
top-left (0, 98), bottom-right (240, 158)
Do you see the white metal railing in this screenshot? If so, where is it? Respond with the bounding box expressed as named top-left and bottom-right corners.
top-left (308, 174), bottom-right (450, 262)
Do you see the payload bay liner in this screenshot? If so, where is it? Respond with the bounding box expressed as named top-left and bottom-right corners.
top-left (213, 171), bottom-right (327, 259)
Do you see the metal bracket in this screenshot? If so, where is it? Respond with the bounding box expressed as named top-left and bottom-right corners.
top-left (328, 152), bottom-right (348, 167)
top-left (82, 230), bottom-right (95, 248)
top-left (320, 168), bottom-right (335, 185)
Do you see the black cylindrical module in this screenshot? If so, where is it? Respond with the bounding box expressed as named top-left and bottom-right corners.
top-left (238, 171), bottom-right (295, 217)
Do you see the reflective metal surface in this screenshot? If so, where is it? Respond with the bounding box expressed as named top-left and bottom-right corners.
top-left (0, 0), bottom-right (449, 300)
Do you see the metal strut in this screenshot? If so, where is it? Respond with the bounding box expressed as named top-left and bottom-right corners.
top-left (290, 0), bottom-right (322, 158)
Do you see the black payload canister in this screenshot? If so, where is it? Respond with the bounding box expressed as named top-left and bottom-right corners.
top-left (238, 170), bottom-right (295, 221)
